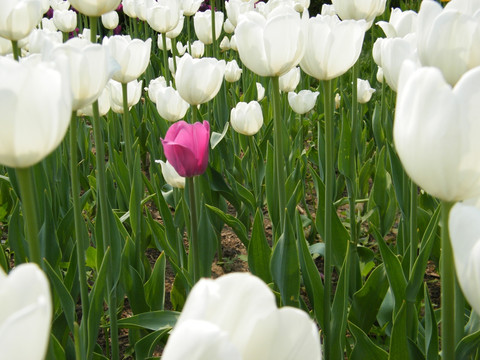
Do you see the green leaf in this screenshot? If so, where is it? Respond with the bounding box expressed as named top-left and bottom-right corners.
top-left (270, 211), bottom-right (300, 307)
top-left (389, 301), bottom-right (408, 360)
top-left (247, 210), bottom-right (272, 283)
top-left (456, 328), bottom-right (480, 359)
top-left (205, 204), bottom-right (248, 247)
top-left (210, 122), bottom-right (230, 149)
top-left (424, 285), bottom-right (438, 360)
top-left (117, 311), bottom-right (180, 331)
top-left (145, 251), bottom-right (166, 311)
top-left (265, 142), bottom-right (279, 229)
top-left (338, 113), bottom-right (353, 180)
top-left (349, 264), bottom-right (389, 333)
top-left (349, 321), bottom-right (388, 360)
top-left (135, 328), bottom-right (170, 360)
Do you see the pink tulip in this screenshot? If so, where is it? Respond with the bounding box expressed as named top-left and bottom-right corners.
top-left (161, 121), bottom-right (210, 177)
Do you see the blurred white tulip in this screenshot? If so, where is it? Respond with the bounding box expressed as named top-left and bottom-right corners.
top-left (0, 0), bottom-right (43, 41)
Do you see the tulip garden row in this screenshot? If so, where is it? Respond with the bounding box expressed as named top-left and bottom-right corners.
top-left (2, 0), bottom-right (480, 359)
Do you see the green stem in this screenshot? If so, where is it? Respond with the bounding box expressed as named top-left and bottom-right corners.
top-left (323, 79), bottom-right (334, 360)
top-left (187, 15), bottom-right (192, 55)
top-left (162, 33), bottom-right (171, 86)
top-left (455, 271), bottom-right (465, 345)
top-left (70, 112), bottom-right (89, 349)
top-left (409, 180), bottom-right (417, 275)
top-left (187, 177), bottom-right (200, 283)
top-left (210, 0), bottom-right (217, 58)
top-left (441, 200), bottom-right (455, 360)
top-left (63, 31), bottom-right (69, 43)
top-left (11, 40), bottom-right (20, 61)
top-left (121, 82), bottom-right (133, 168)
top-left (89, 17), bottom-right (98, 43)
top-left (15, 167), bottom-right (41, 265)
top-left (271, 76), bottom-right (286, 234)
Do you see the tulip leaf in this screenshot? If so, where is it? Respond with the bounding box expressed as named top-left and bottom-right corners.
top-left (331, 244), bottom-right (349, 359)
top-left (8, 201), bottom-right (27, 263)
top-left (349, 321), bottom-right (388, 360)
top-left (265, 142), bottom-right (280, 229)
top-left (117, 310), bottom-right (180, 331)
top-left (197, 199), bottom-right (217, 279)
top-left (47, 333), bottom-right (66, 360)
top-left (248, 209), bottom-right (272, 284)
top-left (43, 259), bottom-right (76, 335)
top-left (296, 212), bottom-right (324, 329)
top-left (135, 328), bottom-right (171, 360)
top-left (349, 264), bottom-right (389, 333)
top-left (389, 301), bottom-right (408, 360)
top-left (270, 210), bottom-right (300, 307)
top-left (144, 251), bottom-right (166, 311)
top-left (210, 122), bottom-right (229, 149)
top-left (455, 328), bottom-right (480, 359)
top-left (338, 113), bottom-right (353, 181)
top-left (424, 285), bottom-right (438, 360)
top-left (205, 204), bottom-right (249, 247)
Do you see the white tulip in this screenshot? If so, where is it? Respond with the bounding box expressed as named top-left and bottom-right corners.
top-left (194, 10), bottom-right (224, 45)
top-left (53, 9), bottom-right (77, 33)
top-left (146, 0), bottom-right (181, 34)
top-left (357, 78), bottom-right (375, 103)
top-left (279, 66), bottom-right (300, 93)
top-left (256, 82), bottom-right (265, 101)
top-left (101, 10), bottom-right (119, 30)
top-left (69, 0), bottom-right (120, 16)
top-left (288, 90), bottom-right (319, 114)
top-left (108, 79), bottom-right (142, 114)
top-left (377, 7), bottom-right (417, 38)
top-left (188, 39), bottom-right (204, 58)
top-left (146, 76), bottom-right (167, 103)
top-left (231, 101), bottom-right (263, 136)
top-left (0, 0), bottom-right (43, 41)
top-left (155, 86), bottom-right (190, 122)
top-left (157, 160), bottom-right (185, 188)
top-left (225, 59), bottom-right (242, 83)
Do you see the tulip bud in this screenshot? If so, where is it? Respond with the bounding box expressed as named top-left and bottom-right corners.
top-left (224, 18), bottom-right (235, 34)
top-left (229, 34), bottom-right (238, 51)
top-left (377, 7), bottom-right (417, 38)
top-left (357, 78), bottom-right (375, 103)
top-left (335, 93), bottom-right (341, 109)
top-left (279, 66), bottom-right (300, 93)
top-left (188, 40), bottom-right (204, 58)
top-left (155, 86), bottom-right (190, 122)
top-left (256, 82), bottom-right (265, 101)
top-left (102, 10), bottom-right (119, 30)
top-left (288, 90), bottom-right (319, 114)
top-left (230, 101), bottom-right (263, 136)
top-left (176, 41), bottom-right (187, 56)
top-left (108, 79), bottom-right (143, 114)
top-left (0, 264), bottom-right (52, 360)
top-left (376, 66), bottom-right (384, 83)
top-left (53, 9), bottom-right (77, 33)
top-left (219, 36), bottom-right (230, 51)
top-left (225, 59), bottom-right (242, 83)
top-left (157, 160), bottom-right (186, 188)
top-left (0, 0), bottom-right (43, 41)
top-left (194, 10), bottom-right (224, 45)
top-left (161, 120), bottom-right (210, 177)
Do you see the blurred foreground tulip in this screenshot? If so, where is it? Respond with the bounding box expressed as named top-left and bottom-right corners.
top-left (449, 199), bottom-right (480, 316)
top-left (0, 263), bottom-right (52, 360)
top-left (175, 54), bottom-right (225, 105)
top-left (394, 63), bottom-right (480, 202)
top-left (162, 273), bottom-right (322, 360)
top-left (157, 160), bottom-right (186, 189)
top-left (0, 56), bottom-right (72, 168)
top-left (70, 0), bottom-right (121, 16)
top-left (235, 6), bottom-right (306, 77)
top-left (288, 90), bottom-right (319, 114)
top-left (230, 101), bottom-right (263, 136)
top-left (0, 0), bottom-right (43, 41)
top-left (161, 120), bottom-right (210, 177)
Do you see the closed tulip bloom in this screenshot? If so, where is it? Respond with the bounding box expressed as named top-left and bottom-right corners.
top-left (279, 66), bottom-right (300, 92)
top-left (357, 78), bottom-right (375, 103)
top-left (146, 76), bottom-right (167, 103)
top-left (394, 63), bottom-right (480, 202)
top-left (332, 0), bottom-right (386, 26)
top-left (288, 89), bottom-right (319, 114)
top-left (161, 120), bottom-right (210, 177)
top-left (46, 37), bottom-right (120, 111)
top-left (155, 86), bottom-right (190, 122)
top-left (225, 59), bottom-right (242, 82)
top-left (372, 34), bottom-right (419, 92)
top-left (224, 18), bottom-right (235, 33)
top-left (417, 0), bottom-right (480, 86)
top-left (256, 82), bottom-right (265, 101)
top-left (42, 17), bottom-right (58, 32)
top-left (229, 34), bottom-right (238, 51)
top-left (300, 15), bottom-right (365, 81)
top-left (53, 9), bottom-right (77, 32)
top-left (449, 199), bottom-right (480, 316)
top-left (0, 264), bottom-right (52, 360)
top-left (377, 7), bottom-right (417, 38)
top-left (0, 0), bottom-right (43, 41)
top-left (194, 10), bottom-right (224, 45)
top-left (0, 56), bottom-right (72, 168)
top-left (103, 35), bottom-right (152, 83)
top-left (77, 85), bottom-right (111, 117)
top-left (108, 79), bottom-right (142, 114)
top-left (188, 40), bottom-right (204, 58)
top-left (166, 15), bottom-right (185, 39)
top-left (158, 34), bottom-right (172, 51)
top-left (181, 0), bottom-right (202, 16)
top-left (102, 10), bottom-right (119, 30)
top-left (176, 41), bottom-right (187, 56)
top-left (219, 36), bottom-right (230, 51)
top-left (231, 101), bottom-right (263, 136)
top-left (134, 0), bottom-right (147, 21)
top-left (50, 0), bottom-right (70, 11)
top-left (225, 0), bottom-right (255, 27)
top-left (69, 0), bottom-right (120, 16)
top-left (162, 273), bottom-right (322, 360)
top-left (376, 66), bottom-right (384, 83)
top-left (122, 0), bottom-right (137, 18)
top-left (157, 160), bottom-right (185, 188)
top-left (235, 6), bottom-right (307, 77)
top-left (335, 93), bottom-right (341, 109)
top-left (176, 53), bottom-right (226, 105)
top-left (146, 0), bottom-right (181, 34)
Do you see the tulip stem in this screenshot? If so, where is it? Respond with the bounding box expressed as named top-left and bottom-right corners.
top-left (15, 167), bottom-right (41, 265)
top-left (441, 200), bottom-right (455, 360)
top-left (323, 78), bottom-right (334, 360)
top-left (121, 82), bottom-right (133, 168)
top-left (186, 15), bottom-right (192, 55)
top-left (211, 0), bottom-right (218, 59)
top-left (187, 176), bottom-right (201, 283)
top-left (271, 76), bottom-right (286, 234)
top-left (89, 17), bottom-right (98, 43)
top-left (161, 33), bottom-right (171, 86)
top-left (11, 40), bottom-right (20, 61)
top-left (70, 112), bottom-right (89, 351)
top-left (409, 180), bottom-right (418, 275)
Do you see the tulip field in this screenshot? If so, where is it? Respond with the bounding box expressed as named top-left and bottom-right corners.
top-left (3, 0), bottom-right (480, 359)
